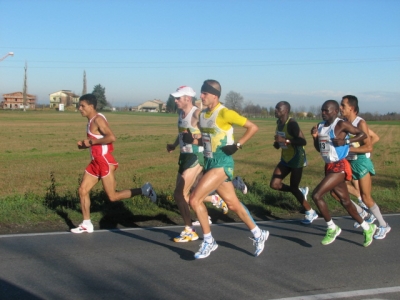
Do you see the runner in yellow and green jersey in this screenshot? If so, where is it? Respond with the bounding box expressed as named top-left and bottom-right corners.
top-left (189, 79), bottom-right (269, 259)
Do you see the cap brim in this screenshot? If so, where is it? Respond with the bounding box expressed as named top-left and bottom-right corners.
top-left (171, 91), bottom-right (184, 97)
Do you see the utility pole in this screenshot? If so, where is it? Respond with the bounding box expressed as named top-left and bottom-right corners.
top-left (82, 70), bottom-right (87, 95)
top-left (22, 62), bottom-right (28, 111)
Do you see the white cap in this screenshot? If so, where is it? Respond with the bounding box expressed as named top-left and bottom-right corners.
top-left (171, 86), bottom-right (196, 97)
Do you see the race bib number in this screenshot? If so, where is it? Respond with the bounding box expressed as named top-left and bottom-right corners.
top-left (276, 131), bottom-right (287, 149)
top-left (179, 132), bottom-right (193, 153)
top-left (319, 135), bottom-right (331, 158)
top-left (202, 133), bottom-right (213, 158)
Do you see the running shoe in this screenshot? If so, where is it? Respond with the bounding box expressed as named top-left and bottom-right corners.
top-left (194, 239), bottom-right (218, 259)
top-left (358, 201), bottom-right (369, 213)
top-left (374, 223), bottom-right (391, 240)
top-left (173, 228), bottom-right (199, 243)
top-left (363, 224), bottom-right (377, 247)
top-left (192, 216), bottom-right (212, 226)
top-left (71, 223), bottom-right (94, 234)
top-left (299, 187), bottom-right (309, 200)
top-left (321, 225), bottom-right (341, 245)
top-left (213, 195), bottom-right (229, 214)
top-left (354, 212), bottom-right (375, 229)
top-left (301, 210), bottom-right (318, 224)
top-left (232, 176), bottom-right (247, 194)
top-left (141, 182), bottom-right (157, 203)
top-left (250, 230), bottom-right (269, 257)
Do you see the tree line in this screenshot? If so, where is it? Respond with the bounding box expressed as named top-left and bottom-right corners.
top-left (166, 91), bottom-right (399, 121)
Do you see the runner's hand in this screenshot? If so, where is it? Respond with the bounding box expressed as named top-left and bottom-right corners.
top-left (221, 144), bottom-right (239, 155)
top-left (166, 144), bottom-right (176, 152)
top-left (182, 129), bottom-right (194, 144)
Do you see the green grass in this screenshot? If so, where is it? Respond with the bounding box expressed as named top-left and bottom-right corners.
top-left (0, 110), bottom-right (399, 231)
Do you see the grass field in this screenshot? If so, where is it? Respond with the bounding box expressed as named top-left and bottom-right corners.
top-left (0, 110), bottom-right (399, 232)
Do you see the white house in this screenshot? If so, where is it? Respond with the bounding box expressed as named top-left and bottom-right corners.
top-left (49, 90), bottom-right (79, 109)
top-left (137, 99), bottom-right (165, 112)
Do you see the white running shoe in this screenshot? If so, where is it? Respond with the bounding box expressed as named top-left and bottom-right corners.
top-left (251, 230), bottom-right (269, 257)
top-left (354, 212), bottom-right (375, 229)
top-left (173, 228), bottom-right (199, 242)
top-left (71, 223), bottom-right (94, 234)
top-left (233, 176), bottom-right (247, 194)
top-left (194, 239), bottom-right (218, 259)
top-left (299, 187), bottom-right (309, 200)
top-left (212, 194), bottom-right (229, 214)
top-left (358, 201), bottom-right (370, 213)
top-left (373, 223), bottom-right (391, 239)
top-left (141, 182), bottom-right (157, 203)
top-left (192, 216), bottom-right (212, 226)
top-left (301, 210), bottom-right (318, 224)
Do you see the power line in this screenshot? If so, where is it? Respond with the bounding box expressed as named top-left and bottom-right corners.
top-left (1, 45), bottom-right (399, 52)
top-left (2, 58), bottom-right (399, 69)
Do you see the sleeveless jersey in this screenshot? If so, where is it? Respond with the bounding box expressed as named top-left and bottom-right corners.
top-left (346, 116), bottom-right (368, 160)
top-left (87, 113), bottom-right (114, 160)
top-left (199, 104), bottom-right (235, 158)
top-left (317, 117), bottom-right (349, 163)
top-left (276, 117), bottom-right (306, 165)
top-left (178, 106), bottom-right (204, 154)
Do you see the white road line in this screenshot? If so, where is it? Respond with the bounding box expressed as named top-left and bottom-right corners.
top-left (0, 213), bottom-right (398, 239)
top-left (271, 286), bottom-right (400, 300)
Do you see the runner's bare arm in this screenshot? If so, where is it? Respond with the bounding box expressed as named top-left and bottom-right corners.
top-left (332, 120), bottom-right (366, 147)
top-left (83, 116), bottom-right (116, 147)
top-left (349, 119), bottom-right (372, 154)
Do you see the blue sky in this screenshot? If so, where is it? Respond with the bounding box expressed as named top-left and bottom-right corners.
top-left (1, 0), bottom-right (399, 114)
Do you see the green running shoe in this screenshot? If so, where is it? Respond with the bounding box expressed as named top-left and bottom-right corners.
top-left (321, 225), bottom-right (341, 245)
top-left (363, 223), bottom-right (377, 247)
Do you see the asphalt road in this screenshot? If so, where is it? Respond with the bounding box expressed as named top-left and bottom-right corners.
top-left (0, 214), bottom-right (399, 300)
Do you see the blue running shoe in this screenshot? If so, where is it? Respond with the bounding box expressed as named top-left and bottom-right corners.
top-left (299, 187), bottom-right (309, 200)
top-left (301, 210), bottom-right (318, 224)
top-left (194, 239), bottom-right (218, 259)
top-left (374, 223), bottom-right (391, 240)
top-left (251, 230), bottom-right (269, 257)
top-left (354, 212), bottom-right (376, 229)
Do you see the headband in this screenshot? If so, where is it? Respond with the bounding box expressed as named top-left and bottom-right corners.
top-left (201, 82), bottom-right (221, 98)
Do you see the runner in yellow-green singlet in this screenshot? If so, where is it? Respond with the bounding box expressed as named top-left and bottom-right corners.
top-left (189, 79), bottom-right (269, 259)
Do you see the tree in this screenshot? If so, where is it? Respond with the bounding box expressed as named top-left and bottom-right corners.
top-left (166, 95), bottom-right (177, 113)
top-left (224, 91), bottom-right (243, 112)
top-left (92, 84), bottom-right (108, 110)
top-left (269, 106), bottom-right (275, 116)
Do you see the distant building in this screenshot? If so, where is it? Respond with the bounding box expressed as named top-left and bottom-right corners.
top-left (1, 92), bottom-right (36, 109)
top-left (137, 99), bottom-right (166, 112)
top-left (49, 90), bottom-right (79, 109)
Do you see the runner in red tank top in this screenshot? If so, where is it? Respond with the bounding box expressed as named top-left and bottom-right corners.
top-left (71, 94), bottom-right (157, 234)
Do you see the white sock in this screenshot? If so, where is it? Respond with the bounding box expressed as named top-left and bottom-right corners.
top-left (369, 204), bottom-right (387, 227)
top-left (360, 221), bottom-right (370, 231)
top-left (251, 226), bottom-right (262, 239)
top-left (326, 220), bottom-right (336, 230)
top-left (351, 200), bottom-right (364, 214)
top-left (83, 219), bottom-right (92, 226)
top-left (203, 232), bottom-right (213, 243)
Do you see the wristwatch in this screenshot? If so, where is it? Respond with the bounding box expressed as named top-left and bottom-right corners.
top-left (345, 139), bottom-right (350, 145)
top-left (236, 142), bottom-right (242, 149)
top-left (89, 139), bottom-right (93, 146)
